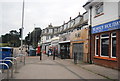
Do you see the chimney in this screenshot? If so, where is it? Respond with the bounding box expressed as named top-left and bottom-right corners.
top-left (63, 21), bottom-right (65, 24)
top-left (70, 17), bottom-right (71, 21)
top-left (79, 12), bottom-right (81, 15)
top-left (48, 23), bottom-right (52, 27)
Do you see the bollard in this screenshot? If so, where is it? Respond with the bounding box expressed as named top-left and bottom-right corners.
top-left (53, 52), bottom-right (55, 60)
top-left (24, 55), bottom-right (25, 65)
top-left (40, 53), bottom-right (42, 60)
top-left (18, 54), bottom-right (26, 65)
top-left (20, 55), bottom-right (22, 62)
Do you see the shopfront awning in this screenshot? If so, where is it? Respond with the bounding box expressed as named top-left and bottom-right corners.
top-left (51, 37), bottom-right (59, 41)
top-left (59, 40), bottom-right (70, 44)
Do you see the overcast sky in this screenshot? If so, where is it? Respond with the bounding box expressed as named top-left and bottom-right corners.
top-left (0, 0), bottom-right (88, 38)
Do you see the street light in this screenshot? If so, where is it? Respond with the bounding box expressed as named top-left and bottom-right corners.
top-left (20, 0), bottom-right (25, 54)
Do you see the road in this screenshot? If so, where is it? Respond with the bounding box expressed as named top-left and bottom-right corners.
top-left (13, 54), bottom-right (107, 79)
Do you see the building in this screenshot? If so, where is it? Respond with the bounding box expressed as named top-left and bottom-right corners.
top-left (40, 0), bottom-right (120, 69)
top-left (83, 0), bottom-right (120, 69)
top-left (41, 24), bottom-right (60, 54)
top-left (70, 12), bottom-right (89, 63)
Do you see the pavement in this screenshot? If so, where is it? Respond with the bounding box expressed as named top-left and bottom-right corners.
top-left (11, 54), bottom-right (119, 80)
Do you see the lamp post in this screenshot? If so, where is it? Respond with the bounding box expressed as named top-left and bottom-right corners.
top-left (19, 0), bottom-right (25, 63)
top-left (20, 0), bottom-right (25, 54)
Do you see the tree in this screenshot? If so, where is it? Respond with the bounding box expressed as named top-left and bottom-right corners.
top-left (1, 30), bottom-right (21, 47)
top-left (24, 27), bottom-right (42, 48)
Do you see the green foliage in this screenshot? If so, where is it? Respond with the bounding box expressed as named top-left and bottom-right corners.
top-left (24, 28), bottom-right (42, 48)
top-left (0, 43), bottom-right (10, 47)
top-left (0, 30), bottom-right (21, 47)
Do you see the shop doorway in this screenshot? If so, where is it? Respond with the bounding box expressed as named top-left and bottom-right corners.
top-left (60, 43), bottom-right (70, 59)
top-left (73, 43), bottom-right (84, 63)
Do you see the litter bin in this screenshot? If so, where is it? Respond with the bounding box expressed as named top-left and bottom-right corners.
top-left (29, 49), bottom-right (36, 56)
top-left (0, 47), bottom-right (13, 69)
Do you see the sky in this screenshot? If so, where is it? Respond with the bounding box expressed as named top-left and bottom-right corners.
top-left (0, 0), bottom-right (88, 38)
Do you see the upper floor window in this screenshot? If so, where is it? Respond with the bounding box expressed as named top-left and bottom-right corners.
top-left (75, 16), bottom-right (80, 25)
top-left (71, 19), bottom-right (75, 27)
top-left (49, 29), bottom-right (53, 33)
top-left (64, 24), bottom-right (68, 30)
top-left (95, 2), bottom-right (103, 15)
top-left (68, 22), bottom-right (71, 28)
top-left (54, 28), bottom-right (58, 33)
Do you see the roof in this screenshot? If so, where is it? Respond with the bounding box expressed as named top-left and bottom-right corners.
top-left (59, 40), bottom-right (70, 44)
top-left (83, 0), bottom-right (93, 7)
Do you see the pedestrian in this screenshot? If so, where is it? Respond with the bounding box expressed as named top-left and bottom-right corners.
top-left (53, 47), bottom-right (56, 60)
top-left (47, 50), bottom-right (49, 57)
top-left (37, 46), bottom-right (42, 60)
top-left (25, 50), bottom-right (29, 56)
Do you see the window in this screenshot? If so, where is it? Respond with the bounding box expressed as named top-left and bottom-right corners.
top-left (68, 22), bottom-right (71, 28)
top-left (47, 29), bottom-right (49, 33)
top-left (50, 35), bottom-right (53, 39)
top-left (71, 19), bottom-right (75, 27)
top-left (63, 24), bottom-right (68, 30)
top-left (95, 35), bottom-right (99, 56)
top-left (101, 33), bottom-right (109, 57)
top-left (49, 29), bottom-right (53, 33)
top-left (94, 32), bottom-right (117, 60)
top-left (111, 32), bottom-right (116, 58)
top-left (54, 28), bottom-right (58, 33)
top-left (95, 2), bottom-right (103, 15)
top-left (75, 17), bottom-right (80, 25)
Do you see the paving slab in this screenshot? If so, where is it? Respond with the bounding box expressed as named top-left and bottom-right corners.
top-left (12, 54), bottom-right (119, 80)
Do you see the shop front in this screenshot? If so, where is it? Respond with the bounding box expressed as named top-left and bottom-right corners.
top-left (42, 39), bottom-right (51, 54)
top-left (51, 37), bottom-right (60, 56)
top-left (70, 28), bottom-right (89, 63)
top-left (59, 34), bottom-right (70, 59)
top-left (91, 19), bottom-right (120, 69)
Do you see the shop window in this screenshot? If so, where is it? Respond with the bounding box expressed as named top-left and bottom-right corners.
top-left (95, 35), bottom-right (99, 56)
top-left (111, 32), bottom-right (116, 58)
top-left (100, 33), bottom-right (109, 57)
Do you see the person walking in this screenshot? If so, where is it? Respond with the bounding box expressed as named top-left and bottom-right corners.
top-left (37, 46), bottom-right (42, 60)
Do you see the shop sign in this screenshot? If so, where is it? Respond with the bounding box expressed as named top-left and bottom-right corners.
top-left (60, 34), bottom-right (70, 41)
top-left (92, 19), bottom-right (120, 34)
top-left (75, 32), bottom-right (80, 38)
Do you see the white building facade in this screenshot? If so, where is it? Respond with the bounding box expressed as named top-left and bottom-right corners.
top-left (83, 0), bottom-right (120, 69)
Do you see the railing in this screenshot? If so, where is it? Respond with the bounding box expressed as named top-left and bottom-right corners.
top-left (4, 57), bottom-right (18, 73)
top-left (0, 60), bottom-right (14, 78)
top-left (0, 63), bottom-right (10, 80)
top-left (0, 63), bottom-right (10, 79)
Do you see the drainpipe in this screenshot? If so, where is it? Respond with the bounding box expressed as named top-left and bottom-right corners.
top-left (89, 6), bottom-right (92, 64)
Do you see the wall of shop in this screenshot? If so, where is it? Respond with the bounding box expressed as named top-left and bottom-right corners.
top-left (91, 30), bottom-right (120, 69)
top-left (117, 30), bottom-right (120, 70)
top-left (70, 28), bottom-right (89, 62)
top-left (92, 1), bottom-right (119, 27)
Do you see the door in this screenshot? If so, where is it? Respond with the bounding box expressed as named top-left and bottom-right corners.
top-left (73, 43), bottom-right (84, 63)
